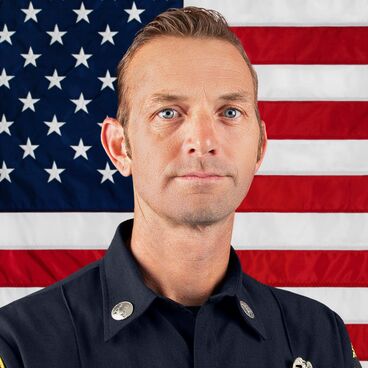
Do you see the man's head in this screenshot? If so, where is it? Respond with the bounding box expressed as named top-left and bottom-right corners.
top-left (101, 6), bottom-right (267, 228)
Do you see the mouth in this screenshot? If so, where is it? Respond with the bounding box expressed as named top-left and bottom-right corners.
top-left (175, 175), bottom-right (225, 182)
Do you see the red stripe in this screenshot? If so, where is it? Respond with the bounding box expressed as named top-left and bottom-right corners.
top-left (236, 250), bottom-right (368, 287)
top-left (230, 27), bottom-right (368, 64)
top-left (0, 250), bottom-right (104, 287)
top-left (346, 324), bottom-right (368, 361)
top-left (259, 101), bottom-right (368, 139)
top-left (238, 176), bottom-right (368, 213)
top-left (1, 250), bottom-right (368, 287)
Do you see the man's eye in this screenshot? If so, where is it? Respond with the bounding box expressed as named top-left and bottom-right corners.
top-left (223, 107), bottom-right (241, 119)
top-left (157, 108), bottom-right (178, 119)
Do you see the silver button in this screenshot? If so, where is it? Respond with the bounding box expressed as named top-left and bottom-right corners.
top-left (240, 300), bottom-right (255, 319)
top-left (111, 301), bottom-right (134, 321)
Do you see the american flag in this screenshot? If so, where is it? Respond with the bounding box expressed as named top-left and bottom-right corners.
top-left (0, 0), bottom-right (367, 365)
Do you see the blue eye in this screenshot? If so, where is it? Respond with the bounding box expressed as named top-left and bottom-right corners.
top-left (223, 108), bottom-right (241, 118)
top-left (158, 108), bottom-right (178, 119)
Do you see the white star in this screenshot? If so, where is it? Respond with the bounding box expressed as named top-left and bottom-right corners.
top-left (97, 115), bottom-right (109, 128)
top-left (21, 2), bottom-right (42, 23)
top-left (47, 24), bottom-right (67, 45)
top-left (98, 70), bottom-right (116, 91)
top-left (45, 69), bottom-right (65, 90)
top-left (98, 25), bottom-right (118, 45)
top-left (0, 68), bottom-right (14, 88)
top-left (70, 92), bottom-right (92, 113)
top-left (44, 161), bottom-right (65, 183)
top-left (19, 137), bottom-right (39, 159)
top-left (0, 24), bottom-right (15, 45)
top-left (98, 162), bottom-right (118, 183)
top-left (21, 46), bottom-right (41, 67)
top-left (72, 47), bottom-right (92, 68)
top-left (124, 2), bottom-right (145, 23)
top-left (44, 115), bottom-right (66, 136)
top-left (0, 114), bottom-right (14, 135)
top-left (19, 92), bottom-right (40, 112)
top-left (0, 161), bottom-right (14, 183)
top-left (70, 138), bottom-right (92, 160)
top-left (73, 2), bottom-right (93, 23)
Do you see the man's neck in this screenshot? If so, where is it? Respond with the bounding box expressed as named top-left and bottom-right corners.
top-left (129, 212), bottom-right (235, 307)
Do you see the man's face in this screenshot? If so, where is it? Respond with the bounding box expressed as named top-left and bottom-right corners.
top-left (108, 36), bottom-right (267, 228)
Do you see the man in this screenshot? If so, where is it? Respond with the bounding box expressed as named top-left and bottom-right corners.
top-left (0, 6), bottom-right (362, 368)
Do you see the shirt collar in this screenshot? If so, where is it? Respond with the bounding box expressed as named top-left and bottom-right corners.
top-left (101, 218), bottom-right (268, 342)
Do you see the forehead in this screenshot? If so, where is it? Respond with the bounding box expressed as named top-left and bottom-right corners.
top-left (125, 36), bottom-right (255, 107)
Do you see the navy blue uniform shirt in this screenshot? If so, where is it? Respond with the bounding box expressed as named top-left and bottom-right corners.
top-left (0, 218), bottom-right (362, 367)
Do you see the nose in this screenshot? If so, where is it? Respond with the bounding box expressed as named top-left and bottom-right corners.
top-left (183, 109), bottom-right (219, 157)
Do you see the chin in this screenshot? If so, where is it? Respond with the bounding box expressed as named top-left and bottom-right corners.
top-left (175, 207), bottom-right (232, 228)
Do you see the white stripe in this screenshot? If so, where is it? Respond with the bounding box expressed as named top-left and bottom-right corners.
top-left (0, 288), bottom-right (42, 308)
top-left (0, 286), bottom-right (367, 324)
top-left (255, 65), bottom-right (368, 101)
top-left (258, 140), bottom-right (368, 175)
top-left (1, 212), bottom-right (368, 250)
top-left (278, 287), bottom-right (368, 324)
top-left (362, 362), bottom-right (368, 368)
top-left (232, 213), bottom-right (368, 250)
top-left (0, 212), bottom-right (133, 249)
top-left (184, 0), bottom-right (368, 26)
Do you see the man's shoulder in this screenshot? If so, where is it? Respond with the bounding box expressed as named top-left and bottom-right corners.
top-left (242, 272), bottom-right (358, 366)
top-left (0, 258), bottom-right (102, 340)
top-left (242, 270), bottom-right (335, 319)
top-left (0, 259), bottom-right (103, 368)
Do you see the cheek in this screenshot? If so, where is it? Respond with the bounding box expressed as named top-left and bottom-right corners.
top-left (231, 129), bottom-right (260, 180)
top-left (130, 136), bottom-right (169, 185)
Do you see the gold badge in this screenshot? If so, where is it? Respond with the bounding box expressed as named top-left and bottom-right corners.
top-left (352, 343), bottom-right (357, 358)
top-left (0, 356), bottom-right (6, 368)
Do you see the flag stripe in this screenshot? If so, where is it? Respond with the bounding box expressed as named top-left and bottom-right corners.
top-left (241, 176), bottom-right (368, 213)
top-left (347, 324), bottom-right (368, 361)
top-left (184, 0), bottom-right (368, 25)
top-left (258, 140), bottom-right (368, 175)
top-left (1, 249), bottom-right (368, 288)
top-left (0, 288), bottom-right (42, 307)
top-left (232, 213), bottom-right (368, 249)
top-left (254, 65), bottom-right (368, 101)
top-left (1, 212), bottom-right (368, 249)
top-left (0, 250), bottom-right (103, 287)
top-left (279, 287), bottom-right (368, 323)
top-left (259, 101), bottom-right (368, 140)
top-left (239, 250), bottom-right (368, 287)
top-left (231, 27), bottom-right (368, 64)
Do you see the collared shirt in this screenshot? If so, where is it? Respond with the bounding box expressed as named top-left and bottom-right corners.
top-left (0, 218), bottom-right (361, 368)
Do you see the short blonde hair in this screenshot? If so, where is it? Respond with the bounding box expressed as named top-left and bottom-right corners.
top-left (116, 6), bottom-right (263, 159)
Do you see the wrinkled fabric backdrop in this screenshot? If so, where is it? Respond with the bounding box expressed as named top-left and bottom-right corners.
top-left (0, 0), bottom-right (367, 365)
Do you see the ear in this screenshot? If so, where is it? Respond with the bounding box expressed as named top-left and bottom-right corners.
top-left (100, 117), bottom-right (132, 177)
top-left (254, 120), bottom-right (267, 174)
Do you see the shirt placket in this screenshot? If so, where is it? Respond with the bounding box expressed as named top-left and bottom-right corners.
top-left (193, 303), bottom-right (218, 368)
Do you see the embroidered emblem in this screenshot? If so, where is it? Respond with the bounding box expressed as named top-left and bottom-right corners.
top-left (351, 343), bottom-right (363, 368)
top-left (352, 343), bottom-right (357, 358)
top-left (292, 357), bottom-right (313, 368)
top-left (0, 356), bottom-right (6, 368)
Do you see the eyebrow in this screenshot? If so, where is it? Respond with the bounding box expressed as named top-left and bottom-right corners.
top-left (145, 90), bottom-right (253, 109)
